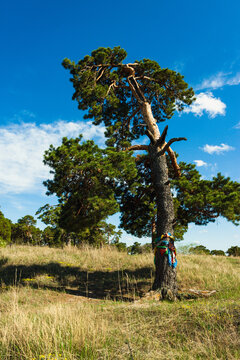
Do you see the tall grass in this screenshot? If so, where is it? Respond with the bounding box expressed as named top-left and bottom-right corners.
top-left (0, 245), bottom-right (239, 359)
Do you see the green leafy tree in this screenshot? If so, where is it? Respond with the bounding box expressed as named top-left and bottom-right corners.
top-left (210, 250), bottom-right (226, 256)
top-left (189, 245), bottom-right (211, 255)
top-left (41, 226), bottom-right (57, 246)
top-left (226, 246), bottom-right (240, 257)
top-left (128, 242), bottom-right (152, 255)
top-left (11, 215), bottom-right (41, 245)
top-left (36, 204), bottom-right (61, 227)
top-left (0, 211), bottom-right (11, 246)
top-left (111, 239), bottom-right (127, 252)
top-left (128, 242), bottom-right (143, 255)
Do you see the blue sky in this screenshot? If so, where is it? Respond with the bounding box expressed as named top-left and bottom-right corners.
top-left (0, 0), bottom-right (240, 251)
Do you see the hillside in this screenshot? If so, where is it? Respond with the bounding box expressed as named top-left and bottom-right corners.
top-left (0, 245), bottom-right (239, 360)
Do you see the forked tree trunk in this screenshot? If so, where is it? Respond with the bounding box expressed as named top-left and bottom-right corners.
top-left (141, 102), bottom-right (178, 300)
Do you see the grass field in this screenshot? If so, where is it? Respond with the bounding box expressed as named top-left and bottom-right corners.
top-left (0, 245), bottom-right (239, 359)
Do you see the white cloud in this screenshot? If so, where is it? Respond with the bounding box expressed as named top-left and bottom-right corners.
top-left (194, 160), bottom-right (208, 167)
top-left (202, 143), bottom-right (235, 155)
top-left (234, 122), bottom-right (240, 129)
top-left (184, 92), bottom-right (226, 118)
top-left (197, 72), bottom-right (240, 90)
top-left (0, 120), bottom-right (106, 194)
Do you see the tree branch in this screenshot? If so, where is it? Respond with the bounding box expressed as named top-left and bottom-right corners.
top-left (130, 76), bottom-right (146, 102)
top-left (145, 129), bottom-right (155, 144)
top-left (124, 108), bottom-right (140, 130)
top-left (155, 125), bottom-right (168, 148)
top-left (85, 63), bottom-right (139, 71)
top-left (105, 81), bottom-right (116, 97)
top-left (157, 137), bottom-right (187, 177)
top-left (127, 76), bottom-right (145, 104)
top-left (125, 145), bottom-right (149, 151)
top-left (158, 137), bottom-right (187, 155)
top-left (167, 147), bottom-right (181, 178)
top-left (96, 67), bottom-right (106, 81)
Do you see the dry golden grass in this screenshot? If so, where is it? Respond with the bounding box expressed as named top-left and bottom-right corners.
top-left (0, 245), bottom-right (239, 359)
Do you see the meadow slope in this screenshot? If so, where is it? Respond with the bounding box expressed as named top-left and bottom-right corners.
top-left (0, 245), bottom-right (239, 360)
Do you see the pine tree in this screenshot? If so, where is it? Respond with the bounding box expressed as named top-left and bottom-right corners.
top-left (62, 47), bottom-right (194, 299)
top-left (62, 47), bottom-right (240, 298)
top-left (41, 135), bottom-right (136, 239)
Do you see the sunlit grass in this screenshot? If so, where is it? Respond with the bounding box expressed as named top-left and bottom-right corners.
top-left (0, 245), bottom-right (239, 359)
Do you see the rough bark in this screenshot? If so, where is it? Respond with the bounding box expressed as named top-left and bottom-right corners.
top-left (140, 101), bottom-right (178, 300)
top-left (151, 216), bottom-right (157, 249)
top-left (148, 144), bottom-right (177, 299)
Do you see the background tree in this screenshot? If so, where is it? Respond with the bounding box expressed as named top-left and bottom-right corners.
top-left (0, 211), bottom-right (11, 247)
top-left (117, 155), bottom-right (240, 240)
top-left (128, 242), bottom-right (152, 255)
top-left (226, 246), bottom-right (240, 257)
top-left (210, 250), bottom-right (226, 256)
top-left (62, 46), bottom-right (195, 298)
top-left (189, 245), bottom-right (211, 255)
top-left (43, 135), bottom-right (136, 234)
top-left (11, 215), bottom-right (41, 245)
top-left (39, 136), bottom-right (135, 247)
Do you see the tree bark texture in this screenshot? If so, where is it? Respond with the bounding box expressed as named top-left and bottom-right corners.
top-left (148, 144), bottom-right (177, 298)
top-left (141, 102), bottom-right (178, 299)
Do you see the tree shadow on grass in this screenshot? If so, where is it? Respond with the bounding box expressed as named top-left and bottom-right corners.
top-left (0, 260), bottom-right (154, 301)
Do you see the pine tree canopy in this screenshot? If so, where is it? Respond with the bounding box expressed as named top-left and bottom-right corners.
top-left (62, 46), bottom-right (195, 149)
top-left (117, 155), bottom-right (240, 238)
top-left (42, 135), bottom-right (137, 233)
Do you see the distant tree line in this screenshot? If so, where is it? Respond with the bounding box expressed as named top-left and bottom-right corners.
top-left (188, 245), bottom-right (240, 257)
top-left (0, 209), bottom-right (239, 257)
top-left (0, 211), bottom-right (124, 249)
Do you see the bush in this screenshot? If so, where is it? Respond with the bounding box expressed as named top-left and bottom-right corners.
top-left (189, 245), bottom-right (211, 255)
top-left (210, 249), bottom-right (226, 256)
top-left (226, 246), bottom-right (240, 257)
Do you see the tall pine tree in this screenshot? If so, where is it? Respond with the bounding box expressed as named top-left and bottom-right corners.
top-left (62, 47), bottom-right (240, 298)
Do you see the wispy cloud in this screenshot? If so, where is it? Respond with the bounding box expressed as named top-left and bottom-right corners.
top-left (184, 92), bottom-right (226, 118)
top-left (197, 72), bottom-right (240, 90)
top-left (21, 110), bottom-right (36, 118)
top-left (194, 160), bottom-right (208, 167)
top-left (202, 143), bottom-right (235, 155)
top-left (234, 121), bottom-right (240, 129)
top-left (0, 120), bottom-right (106, 194)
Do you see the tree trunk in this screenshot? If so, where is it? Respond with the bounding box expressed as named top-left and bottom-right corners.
top-left (141, 102), bottom-right (178, 300)
top-left (149, 144), bottom-right (177, 299)
top-left (151, 216), bottom-right (156, 249)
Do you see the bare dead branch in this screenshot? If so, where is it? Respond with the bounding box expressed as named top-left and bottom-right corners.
top-left (159, 137), bottom-right (187, 155)
top-left (85, 63), bottom-right (139, 71)
top-left (96, 67), bottom-right (106, 81)
top-left (106, 81), bottom-right (116, 97)
top-left (167, 147), bottom-right (181, 178)
top-left (129, 76), bottom-right (146, 102)
top-left (127, 76), bottom-right (145, 104)
top-left (155, 125), bottom-right (168, 148)
top-left (156, 137), bottom-right (186, 177)
top-left (145, 129), bottom-right (155, 144)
